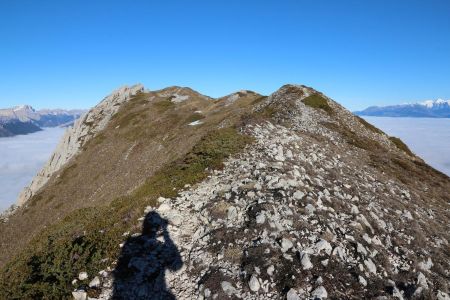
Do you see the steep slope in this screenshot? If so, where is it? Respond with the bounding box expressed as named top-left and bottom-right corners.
top-left (355, 99), bottom-right (450, 118)
top-left (0, 85), bottom-right (449, 300)
top-left (17, 84), bottom-right (144, 205)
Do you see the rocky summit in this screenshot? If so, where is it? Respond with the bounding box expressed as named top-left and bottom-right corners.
top-left (0, 84), bottom-right (449, 300)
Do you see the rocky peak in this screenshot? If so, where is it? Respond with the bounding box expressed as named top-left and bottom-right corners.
top-left (155, 86), bottom-right (213, 103)
top-left (17, 84), bottom-right (144, 205)
top-left (13, 104), bottom-right (35, 112)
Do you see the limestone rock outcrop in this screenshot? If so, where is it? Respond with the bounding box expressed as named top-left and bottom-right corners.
top-left (17, 84), bottom-right (144, 205)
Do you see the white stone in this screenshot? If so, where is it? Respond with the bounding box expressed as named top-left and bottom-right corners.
top-left (170, 214), bottom-right (182, 226)
top-left (158, 203), bottom-right (171, 213)
top-left (72, 290), bottom-right (87, 300)
top-left (358, 275), bottom-right (367, 286)
top-left (417, 272), bottom-right (428, 289)
top-left (315, 239), bottom-right (332, 255)
top-left (88, 276), bottom-right (100, 288)
top-left (357, 243), bottom-right (367, 256)
top-left (286, 149), bottom-right (293, 159)
top-left (256, 213), bottom-right (266, 224)
top-left (305, 204), bottom-right (315, 215)
top-left (249, 275), bottom-right (260, 292)
top-left (362, 233), bottom-right (372, 244)
top-left (293, 191), bottom-right (305, 200)
top-left (332, 246), bottom-right (346, 261)
top-left (281, 238), bottom-right (294, 252)
top-left (78, 272), bottom-right (88, 281)
top-left (418, 258), bottom-right (433, 271)
top-left (221, 281), bottom-right (238, 296)
top-left (437, 291), bottom-right (450, 300)
top-left (301, 253), bottom-right (313, 270)
top-left (364, 259), bottom-right (377, 274)
top-left (351, 205), bottom-right (359, 214)
top-left (402, 210), bottom-right (413, 220)
top-left (227, 206), bottom-right (238, 220)
top-left (267, 265), bottom-right (275, 276)
top-left (311, 286), bottom-right (328, 299)
top-left (286, 288), bottom-right (300, 300)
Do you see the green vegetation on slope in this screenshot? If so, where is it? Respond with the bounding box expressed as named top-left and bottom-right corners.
top-left (355, 116), bottom-right (384, 135)
top-left (322, 122), bottom-right (382, 151)
top-left (389, 136), bottom-right (414, 156)
top-left (0, 127), bottom-right (252, 299)
top-left (302, 94), bottom-right (333, 114)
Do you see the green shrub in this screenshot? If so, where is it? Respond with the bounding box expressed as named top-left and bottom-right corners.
top-left (389, 136), bottom-right (413, 156)
top-left (153, 99), bottom-right (175, 112)
top-left (355, 116), bottom-right (384, 135)
top-left (302, 94), bottom-right (333, 114)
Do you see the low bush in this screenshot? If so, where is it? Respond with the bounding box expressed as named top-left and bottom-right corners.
top-left (302, 94), bottom-right (333, 114)
top-left (389, 136), bottom-right (414, 156)
top-left (356, 116), bottom-right (384, 135)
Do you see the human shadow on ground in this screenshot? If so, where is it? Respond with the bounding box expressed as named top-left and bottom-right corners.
top-left (112, 211), bottom-right (183, 299)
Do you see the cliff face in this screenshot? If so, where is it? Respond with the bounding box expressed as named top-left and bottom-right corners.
top-left (17, 84), bottom-right (144, 205)
top-left (0, 84), bottom-right (449, 300)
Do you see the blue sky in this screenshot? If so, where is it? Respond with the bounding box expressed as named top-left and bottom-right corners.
top-left (0, 0), bottom-right (449, 111)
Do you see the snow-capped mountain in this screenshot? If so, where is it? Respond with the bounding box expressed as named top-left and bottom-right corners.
top-left (0, 105), bottom-right (86, 137)
top-left (355, 99), bottom-right (450, 118)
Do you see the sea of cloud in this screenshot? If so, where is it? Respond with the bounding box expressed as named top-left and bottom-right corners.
top-left (0, 127), bottom-right (66, 212)
top-left (363, 117), bottom-right (450, 177)
top-left (1, 118), bottom-right (448, 212)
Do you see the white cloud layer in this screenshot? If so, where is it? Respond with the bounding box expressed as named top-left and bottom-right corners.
top-left (0, 128), bottom-right (65, 211)
top-left (1, 119), bottom-right (448, 212)
top-left (363, 117), bottom-right (450, 176)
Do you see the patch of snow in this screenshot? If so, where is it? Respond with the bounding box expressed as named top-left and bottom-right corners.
top-left (418, 99), bottom-right (450, 108)
top-left (188, 120), bottom-right (203, 126)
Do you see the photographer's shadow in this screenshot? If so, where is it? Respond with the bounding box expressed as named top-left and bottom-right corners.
top-left (112, 211), bottom-right (183, 299)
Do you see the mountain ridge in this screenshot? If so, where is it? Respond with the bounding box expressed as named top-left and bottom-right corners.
top-left (0, 84), bottom-right (449, 299)
top-left (355, 99), bottom-right (450, 118)
top-left (0, 105), bottom-right (86, 137)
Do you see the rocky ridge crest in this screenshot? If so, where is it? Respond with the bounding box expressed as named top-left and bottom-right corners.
top-left (17, 84), bottom-right (144, 205)
top-left (1, 84), bottom-right (448, 300)
top-left (87, 85), bottom-right (448, 299)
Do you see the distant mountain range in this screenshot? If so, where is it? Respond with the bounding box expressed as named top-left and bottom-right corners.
top-left (355, 99), bottom-right (450, 118)
top-left (0, 105), bottom-right (86, 137)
